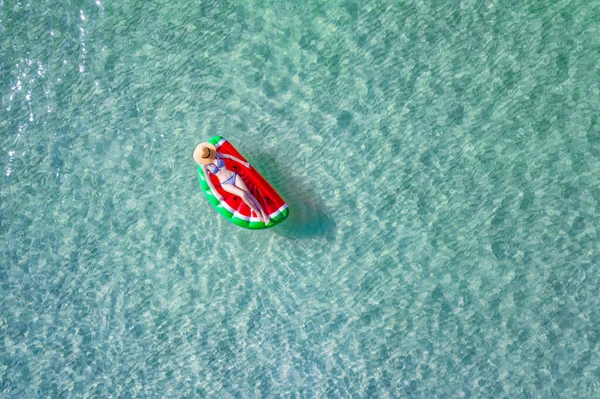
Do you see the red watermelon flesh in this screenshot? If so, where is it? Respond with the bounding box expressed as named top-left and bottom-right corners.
top-left (209, 140), bottom-right (285, 219)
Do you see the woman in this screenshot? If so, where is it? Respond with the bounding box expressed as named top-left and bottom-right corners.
top-left (193, 142), bottom-right (271, 225)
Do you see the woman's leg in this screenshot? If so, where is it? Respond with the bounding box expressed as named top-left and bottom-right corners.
top-left (232, 176), bottom-right (271, 223)
top-left (220, 180), bottom-right (269, 224)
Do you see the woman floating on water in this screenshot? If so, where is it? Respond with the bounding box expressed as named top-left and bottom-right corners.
top-left (193, 142), bottom-right (271, 225)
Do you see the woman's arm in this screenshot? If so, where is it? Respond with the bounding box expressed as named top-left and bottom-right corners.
top-left (201, 165), bottom-right (223, 201)
top-left (220, 153), bottom-right (251, 168)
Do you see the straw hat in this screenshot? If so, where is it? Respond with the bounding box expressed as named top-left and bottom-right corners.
top-left (193, 142), bottom-right (217, 165)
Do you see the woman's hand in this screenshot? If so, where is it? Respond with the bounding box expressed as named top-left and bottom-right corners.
top-left (222, 153), bottom-right (251, 168)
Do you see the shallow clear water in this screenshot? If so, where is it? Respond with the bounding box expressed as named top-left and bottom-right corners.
top-left (2, 0), bottom-right (600, 397)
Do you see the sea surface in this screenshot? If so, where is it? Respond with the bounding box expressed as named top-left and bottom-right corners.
top-left (2, 0), bottom-right (600, 397)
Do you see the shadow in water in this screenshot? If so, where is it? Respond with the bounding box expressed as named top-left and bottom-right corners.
top-left (246, 149), bottom-right (336, 241)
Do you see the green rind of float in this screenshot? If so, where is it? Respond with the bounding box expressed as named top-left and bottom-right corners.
top-left (198, 165), bottom-right (288, 230)
top-left (208, 135), bottom-right (224, 146)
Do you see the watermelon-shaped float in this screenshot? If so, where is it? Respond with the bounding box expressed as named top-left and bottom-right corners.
top-left (195, 136), bottom-right (288, 229)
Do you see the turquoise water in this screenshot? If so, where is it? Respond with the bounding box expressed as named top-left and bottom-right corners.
top-left (2, 0), bottom-right (600, 397)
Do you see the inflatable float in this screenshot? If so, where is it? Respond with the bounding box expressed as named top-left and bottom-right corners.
top-left (196, 136), bottom-right (288, 229)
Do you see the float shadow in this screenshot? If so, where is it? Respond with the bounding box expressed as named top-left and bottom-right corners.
top-left (248, 150), bottom-right (336, 241)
